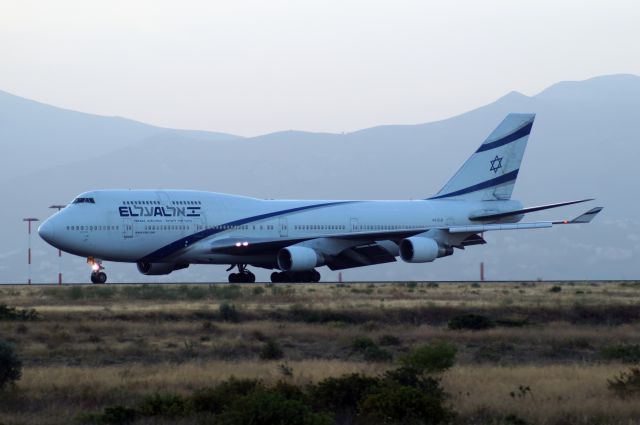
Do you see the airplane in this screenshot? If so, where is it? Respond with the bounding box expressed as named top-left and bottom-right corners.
top-left (38, 113), bottom-right (602, 284)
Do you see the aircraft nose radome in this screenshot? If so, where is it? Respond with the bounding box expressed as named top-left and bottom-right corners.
top-left (38, 218), bottom-right (56, 246)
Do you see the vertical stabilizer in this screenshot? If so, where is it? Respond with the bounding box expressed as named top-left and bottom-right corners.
top-left (431, 113), bottom-right (535, 201)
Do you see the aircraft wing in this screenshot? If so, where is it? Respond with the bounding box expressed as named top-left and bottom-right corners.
top-left (200, 207), bottom-right (602, 269)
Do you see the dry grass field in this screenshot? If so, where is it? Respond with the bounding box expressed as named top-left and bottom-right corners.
top-left (1, 281), bottom-right (640, 424)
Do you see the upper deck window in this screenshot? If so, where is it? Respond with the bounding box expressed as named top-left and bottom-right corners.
top-left (73, 197), bottom-right (95, 204)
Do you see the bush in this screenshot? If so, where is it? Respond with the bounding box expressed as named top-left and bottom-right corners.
top-left (359, 385), bottom-right (450, 425)
top-left (260, 339), bottom-right (284, 360)
top-left (0, 304), bottom-right (39, 321)
top-left (191, 378), bottom-right (262, 414)
top-left (311, 373), bottom-right (381, 417)
top-left (549, 285), bottom-right (562, 293)
top-left (219, 303), bottom-right (239, 322)
top-left (601, 344), bottom-right (640, 363)
top-left (363, 346), bottom-right (393, 362)
top-left (379, 334), bottom-right (402, 346)
top-left (400, 342), bottom-right (457, 373)
top-left (137, 393), bottom-right (189, 417)
top-left (351, 336), bottom-right (392, 362)
top-left (608, 368), bottom-right (640, 399)
top-left (448, 313), bottom-right (495, 330)
top-left (383, 367), bottom-right (445, 399)
top-left (352, 336), bottom-right (377, 352)
top-left (217, 389), bottom-right (332, 425)
top-left (0, 340), bottom-right (22, 390)
top-left (99, 405), bottom-right (138, 424)
top-left (494, 317), bottom-right (529, 328)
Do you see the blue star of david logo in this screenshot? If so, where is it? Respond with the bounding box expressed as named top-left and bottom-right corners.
top-left (489, 155), bottom-right (503, 174)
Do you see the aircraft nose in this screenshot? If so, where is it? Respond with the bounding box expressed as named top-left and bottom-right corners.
top-left (38, 218), bottom-right (57, 246)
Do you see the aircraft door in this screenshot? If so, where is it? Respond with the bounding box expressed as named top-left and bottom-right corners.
top-left (122, 218), bottom-right (134, 239)
top-left (279, 217), bottom-right (288, 237)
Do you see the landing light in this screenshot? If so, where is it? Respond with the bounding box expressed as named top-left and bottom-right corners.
top-left (242, 242), bottom-right (249, 246)
top-left (91, 263), bottom-right (100, 271)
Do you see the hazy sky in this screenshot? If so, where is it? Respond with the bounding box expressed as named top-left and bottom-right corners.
top-left (2, 0), bottom-right (639, 136)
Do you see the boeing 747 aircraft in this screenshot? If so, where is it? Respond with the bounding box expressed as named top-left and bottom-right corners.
top-left (38, 113), bottom-right (602, 283)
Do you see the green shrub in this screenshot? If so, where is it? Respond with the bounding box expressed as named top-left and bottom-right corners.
top-left (363, 346), bottom-right (393, 362)
top-left (137, 393), bottom-right (189, 417)
top-left (600, 344), bottom-right (640, 363)
top-left (383, 367), bottom-right (446, 399)
top-left (494, 317), bottom-right (529, 328)
top-left (100, 405), bottom-right (137, 424)
top-left (359, 385), bottom-right (450, 425)
top-left (549, 285), bottom-right (562, 293)
top-left (379, 334), bottom-right (402, 346)
top-left (252, 286), bottom-right (265, 296)
top-left (0, 304), bottom-right (40, 321)
top-left (219, 303), bottom-right (239, 322)
top-left (608, 368), bottom-right (640, 399)
top-left (287, 306), bottom-right (356, 324)
top-left (400, 342), bottom-right (457, 373)
top-left (448, 313), bottom-right (495, 330)
top-left (311, 373), bottom-right (380, 416)
top-left (352, 336), bottom-right (377, 352)
top-left (260, 339), bottom-right (284, 360)
top-left (217, 389), bottom-right (332, 425)
top-left (351, 336), bottom-right (392, 362)
top-left (0, 340), bottom-right (22, 390)
top-left (271, 381), bottom-right (309, 404)
top-left (191, 378), bottom-right (262, 414)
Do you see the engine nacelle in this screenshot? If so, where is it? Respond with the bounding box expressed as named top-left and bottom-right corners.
top-left (399, 237), bottom-right (452, 263)
top-left (277, 246), bottom-right (324, 272)
top-left (136, 262), bottom-right (189, 275)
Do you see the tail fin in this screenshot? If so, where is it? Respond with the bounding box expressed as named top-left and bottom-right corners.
top-left (431, 113), bottom-right (535, 201)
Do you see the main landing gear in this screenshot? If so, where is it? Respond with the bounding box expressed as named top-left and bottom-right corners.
top-left (88, 258), bottom-right (107, 284)
top-left (271, 270), bottom-right (321, 283)
top-left (227, 264), bottom-right (256, 283)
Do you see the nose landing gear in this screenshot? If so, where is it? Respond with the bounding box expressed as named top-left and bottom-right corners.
top-left (88, 258), bottom-right (107, 284)
top-left (227, 264), bottom-right (255, 283)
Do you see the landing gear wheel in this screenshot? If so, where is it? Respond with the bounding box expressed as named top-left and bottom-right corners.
top-left (270, 270), bottom-right (321, 283)
top-left (91, 271), bottom-right (107, 284)
top-left (270, 272), bottom-right (290, 283)
top-left (245, 271), bottom-right (256, 283)
top-left (228, 269), bottom-right (256, 283)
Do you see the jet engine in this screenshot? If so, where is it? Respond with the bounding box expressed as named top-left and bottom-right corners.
top-left (277, 246), bottom-right (324, 271)
top-left (136, 262), bottom-right (189, 275)
top-left (399, 237), bottom-right (453, 263)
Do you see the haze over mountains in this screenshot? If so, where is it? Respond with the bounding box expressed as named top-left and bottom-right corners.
top-left (1, 74), bottom-right (638, 283)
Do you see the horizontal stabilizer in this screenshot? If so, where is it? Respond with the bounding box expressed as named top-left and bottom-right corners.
top-left (451, 207), bottom-right (603, 234)
top-left (449, 222), bottom-right (553, 233)
top-left (554, 207), bottom-right (604, 224)
top-left (469, 199), bottom-right (594, 221)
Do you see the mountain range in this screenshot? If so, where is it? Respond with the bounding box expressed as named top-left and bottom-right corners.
top-left (1, 74), bottom-right (638, 283)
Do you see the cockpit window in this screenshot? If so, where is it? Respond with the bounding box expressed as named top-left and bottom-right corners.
top-left (73, 197), bottom-right (95, 204)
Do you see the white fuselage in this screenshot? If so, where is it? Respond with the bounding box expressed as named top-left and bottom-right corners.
top-left (39, 189), bottom-right (521, 268)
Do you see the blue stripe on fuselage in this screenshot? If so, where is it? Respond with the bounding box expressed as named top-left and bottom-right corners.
top-left (139, 201), bottom-right (356, 262)
top-left (429, 169), bottom-right (519, 200)
top-left (475, 121), bottom-right (533, 153)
